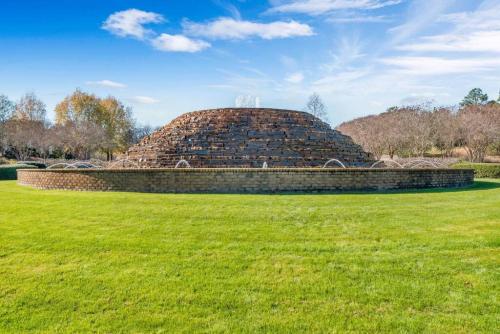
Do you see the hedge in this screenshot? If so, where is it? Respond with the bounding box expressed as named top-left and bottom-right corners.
top-left (453, 162), bottom-right (500, 178)
top-left (0, 164), bottom-right (37, 180)
top-left (17, 161), bottom-right (47, 169)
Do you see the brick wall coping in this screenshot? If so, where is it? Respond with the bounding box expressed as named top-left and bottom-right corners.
top-left (16, 168), bottom-right (474, 173)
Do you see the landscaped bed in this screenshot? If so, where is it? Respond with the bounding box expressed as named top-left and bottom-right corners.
top-left (0, 180), bottom-right (498, 332)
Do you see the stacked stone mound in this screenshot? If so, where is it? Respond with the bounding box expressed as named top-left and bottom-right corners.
top-left (126, 108), bottom-right (374, 168)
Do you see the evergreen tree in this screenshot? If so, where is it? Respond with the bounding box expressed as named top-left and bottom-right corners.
top-left (460, 88), bottom-right (488, 107)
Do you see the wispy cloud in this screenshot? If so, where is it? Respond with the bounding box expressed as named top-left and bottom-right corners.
top-left (268, 0), bottom-right (403, 15)
top-left (212, 0), bottom-right (242, 20)
top-left (397, 2), bottom-right (500, 53)
top-left (102, 9), bottom-right (164, 39)
top-left (327, 14), bottom-right (391, 23)
top-left (151, 34), bottom-right (211, 52)
top-left (380, 56), bottom-right (500, 75)
top-left (285, 72), bottom-right (304, 83)
top-left (439, 0), bottom-right (500, 30)
top-left (397, 31), bottom-right (500, 53)
top-left (388, 0), bottom-right (454, 45)
top-left (86, 80), bottom-right (127, 88)
top-left (313, 68), bottom-right (370, 87)
top-left (183, 18), bottom-right (314, 40)
top-left (209, 67), bottom-right (281, 95)
top-left (321, 36), bottom-right (366, 72)
top-left (128, 96), bottom-right (160, 104)
top-left (385, 1), bottom-right (500, 76)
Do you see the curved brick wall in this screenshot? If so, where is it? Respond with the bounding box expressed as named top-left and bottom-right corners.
top-left (18, 168), bottom-right (474, 193)
top-left (126, 108), bottom-right (374, 168)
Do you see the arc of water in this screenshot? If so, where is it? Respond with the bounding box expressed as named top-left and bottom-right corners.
top-left (370, 160), bottom-right (404, 169)
top-left (322, 159), bottom-right (346, 169)
top-left (65, 162), bottom-right (100, 169)
top-left (48, 162), bottom-right (102, 169)
top-left (107, 159), bottom-right (140, 169)
top-left (403, 159), bottom-right (441, 169)
top-left (407, 161), bottom-right (441, 169)
top-left (48, 163), bottom-right (72, 169)
top-left (262, 161), bottom-right (268, 169)
top-left (175, 159), bottom-right (191, 168)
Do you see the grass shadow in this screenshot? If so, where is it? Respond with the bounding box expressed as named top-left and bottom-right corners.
top-left (2, 179), bottom-right (498, 196)
top-left (278, 179), bottom-right (499, 196)
top-left (371, 179), bottom-right (498, 195)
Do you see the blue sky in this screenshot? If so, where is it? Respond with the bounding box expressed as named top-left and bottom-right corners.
top-left (1, 0), bottom-right (499, 126)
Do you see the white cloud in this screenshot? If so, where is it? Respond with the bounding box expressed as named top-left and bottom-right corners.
top-left (280, 55), bottom-right (298, 68)
top-left (128, 96), bottom-right (160, 104)
top-left (439, 1), bottom-right (500, 31)
top-left (285, 72), bottom-right (304, 83)
top-left (397, 31), bottom-right (500, 53)
top-left (268, 0), bottom-right (403, 15)
top-left (327, 14), bottom-right (390, 23)
top-left (397, 3), bottom-right (500, 53)
top-left (380, 56), bottom-right (500, 75)
top-left (313, 69), bottom-right (369, 86)
top-left (183, 17), bottom-right (314, 40)
top-left (388, 0), bottom-right (455, 46)
top-left (209, 68), bottom-right (281, 96)
top-left (213, 0), bottom-right (242, 20)
top-left (321, 36), bottom-right (365, 72)
top-left (102, 9), bottom-right (164, 39)
top-left (151, 33), bottom-right (211, 52)
top-left (85, 80), bottom-right (127, 88)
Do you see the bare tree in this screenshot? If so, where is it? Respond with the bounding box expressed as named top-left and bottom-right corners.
top-left (430, 108), bottom-right (460, 157)
top-left (337, 114), bottom-right (385, 159)
top-left (458, 104), bottom-right (500, 162)
top-left (34, 125), bottom-right (57, 162)
top-left (53, 121), bottom-right (107, 160)
top-left (3, 119), bottom-right (46, 160)
top-left (337, 105), bottom-right (467, 159)
top-left (133, 124), bottom-right (155, 143)
top-left (305, 93), bottom-right (329, 123)
top-left (14, 92), bottom-right (47, 122)
top-left (402, 106), bottom-right (434, 157)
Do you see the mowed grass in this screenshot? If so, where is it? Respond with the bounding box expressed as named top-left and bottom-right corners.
top-left (0, 181), bottom-right (499, 333)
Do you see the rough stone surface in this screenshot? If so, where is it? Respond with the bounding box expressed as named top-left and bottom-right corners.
top-left (126, 108), bottom-right (374, 168)
top-left (18, 169), bottom-right (474, 194)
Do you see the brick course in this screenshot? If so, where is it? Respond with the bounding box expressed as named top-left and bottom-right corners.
top-left (18, 168), bottom-right (474, 193)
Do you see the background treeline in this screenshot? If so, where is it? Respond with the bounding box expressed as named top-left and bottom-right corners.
top-left (0, 90), bottom-right (154, 161)
top-left (1, 88), bottom-right (499, 163)
top-left (337, 88), bottom-right (500, 162)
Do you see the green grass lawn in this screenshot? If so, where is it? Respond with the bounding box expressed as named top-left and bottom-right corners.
top-left (0, 181), bottom-right (499, 333)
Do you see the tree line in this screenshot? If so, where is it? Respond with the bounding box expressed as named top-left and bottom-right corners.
top-left (337, 88), bottom-right (500, 162)
top-left (1, 88), bottom-right (499, 163)
top-left (0, 90), bottom-right (153, 161)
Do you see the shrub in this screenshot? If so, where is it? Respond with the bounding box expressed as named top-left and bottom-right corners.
top-left (0, 164), bottom-right (37, 180)
top-left (452, 162), bottom-right (500, 178)
top-left (17, 161), bottom-right (47, 169)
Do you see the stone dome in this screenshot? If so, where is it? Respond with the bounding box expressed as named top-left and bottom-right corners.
top-left (126, 108), bottom-right (373, 168)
